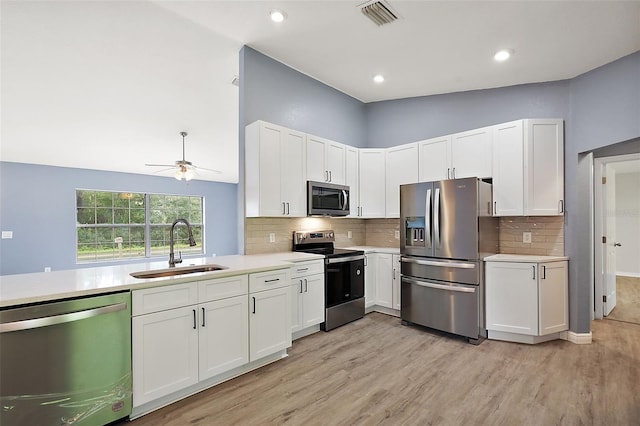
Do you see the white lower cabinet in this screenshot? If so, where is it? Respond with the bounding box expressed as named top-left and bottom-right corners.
top-left (133, 272), bottom-right (293, 409)
top-left (364, 252), bottom-right (401, 314)
top-left (132, 305), bottom-right (199, 406)
top-left (485, 257), bottom-right (568, 343)
top-left (289, 260), bottom-right (325, 336)
top-left (249, 270), bottom-right (291, 362)
top-left (392, 254), bottom-right (401, 311)
top-left (364, 254), bottom-right (377, 308)
top-left (198, 295), bottom-right (248, 381)
top-left (375, 253), bottom-right (393, 308)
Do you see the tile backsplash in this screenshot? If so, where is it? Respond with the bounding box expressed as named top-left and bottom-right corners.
top-left (499, 216), bottom-right (564, 256)
top-left (244, 216), bottom-right (564, 256)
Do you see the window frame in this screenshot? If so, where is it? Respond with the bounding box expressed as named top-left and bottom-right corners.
top-left (75, 189), bottom-right (205, 264)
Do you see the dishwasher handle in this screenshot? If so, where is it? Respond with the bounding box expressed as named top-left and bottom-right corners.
top-left (0, 302), bottom-right (127, 333)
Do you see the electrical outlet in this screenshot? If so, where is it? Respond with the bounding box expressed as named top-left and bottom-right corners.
top-left (394, 230), bottom-right (400, 240)
top-left (523, 232), bottom-right (532, 243)
top-left (347, 231), bottom-right (352, 239)
top-left (1, 231), bottom-right (13, 239)
top-left (269, 233), bottom-right (276, 243)
top-left (44, 267), bottom-right (51, 272)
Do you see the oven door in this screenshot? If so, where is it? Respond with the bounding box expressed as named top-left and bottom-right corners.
top-left (325, 255), bottom-right (364, 307)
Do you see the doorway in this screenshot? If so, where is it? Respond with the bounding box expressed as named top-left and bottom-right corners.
top-left (594, 154), bottom-right (640, 323)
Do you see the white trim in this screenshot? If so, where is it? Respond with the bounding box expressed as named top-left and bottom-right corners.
top-left (617, 272), bottom-right (640, 278)
top-left (565, 330), bottom-right (593, 344)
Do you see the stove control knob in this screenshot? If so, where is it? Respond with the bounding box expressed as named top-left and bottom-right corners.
top-left (328, 232), bottom-right (334, 238)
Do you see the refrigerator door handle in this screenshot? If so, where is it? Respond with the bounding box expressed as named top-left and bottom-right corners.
top-left (401, 257), bottom-right (476, 269)
top-left (434, 187), bottom-right (441, 249)
top-left (425, 188), bottom-right (432, 248)
top-left (403, 277), bottom-right (476, 293)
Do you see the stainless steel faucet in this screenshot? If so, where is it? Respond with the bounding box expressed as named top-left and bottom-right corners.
top-left (169, 218), bottom-right (197, 267)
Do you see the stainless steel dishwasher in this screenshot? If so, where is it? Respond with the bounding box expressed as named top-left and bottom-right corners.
top-left (0, 291), bottom-right (132, 425)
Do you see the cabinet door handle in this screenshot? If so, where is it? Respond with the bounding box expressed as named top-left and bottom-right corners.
top-left (452, 167), bottom-right (456, 179)
top-left (201, 307), bottom-right (206, 327)
top-left (299, 279), bottom-right (303, 294)
top-left (447, 168), bottom-right (450, 179)
top-left (532, 266), bottom-right (536, 280)
top-left (542, 265), bottom-right (546, 280)
top-left (559, 200), bottom-right (564, 213)
top-left (304, 278), bottom-right (308, 293)
top-left (287, 202), bottom-right (290, 215)
top-left (282, 202), bottom-right (286, 215)
top-left (252, 297), bottom-right (256, 314)
top-left (325, 170), bottom-right (329, 182)
top-left (193, 309), bottom-right (197, 330)
top-left (494, 201), bottom-right (497, 215)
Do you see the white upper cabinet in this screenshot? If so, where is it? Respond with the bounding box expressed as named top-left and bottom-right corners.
top-left (418, 127), bottom-right (492, 182)
top-left (493, 120), bottom-right (525, 216)
top-left (385, 142), bottom-right (419, 218)
top-left (345, 146), bottom-right (360, 218)
top-left (450, 126), bottom-right (493, 179)
top-left (492, 119), bottom-right (564, 216)
top-left (245, 121), bottom-right (306, 217)
top-left (418, 135), bottom-right (451, 182)
top-left (358, 149), bottom-right (386, 218)
top-left (525, 119), bottom-right (564, 215)
top-left (306, 134), bottom-right (346, 184)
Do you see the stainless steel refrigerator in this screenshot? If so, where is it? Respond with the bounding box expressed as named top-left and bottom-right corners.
top-left (400, 177), bottom-right (498, 343)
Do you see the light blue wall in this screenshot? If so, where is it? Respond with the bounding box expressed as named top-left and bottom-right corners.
top-left (568, 51), bottom-right (640, 332)
top-left (365, 81), bottom-right (570, 147)
top-left (240, 47), bottom-right (367, 147)
top-left (0, 162), bottom-right (238, 275)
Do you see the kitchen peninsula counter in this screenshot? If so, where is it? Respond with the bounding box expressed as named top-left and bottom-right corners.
top-left (0, 252), bottom-right (322, 308)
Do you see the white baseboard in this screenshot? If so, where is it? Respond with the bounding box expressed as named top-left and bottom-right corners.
top-left (617, 272), bottom-right (640, 278)
top-left (564, 330), bottom-right (592, 344)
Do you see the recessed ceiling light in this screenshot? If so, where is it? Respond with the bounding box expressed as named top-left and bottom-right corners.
top-left (494, 49), bottom-right (513, 62)
top-left (373, 74), bottom-right (385, 83)
top-left (269, 9), bottom-right (287, 23)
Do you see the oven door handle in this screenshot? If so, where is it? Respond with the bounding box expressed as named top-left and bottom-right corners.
top-left (403, 277), bottom-right (476, 293)
top-left (327, 254), bottom-right (365, 264)
top-left (401, 257), bottom-right (476, 269)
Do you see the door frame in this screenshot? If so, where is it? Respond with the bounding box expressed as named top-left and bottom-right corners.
top-left (593, 153), bottom-right (640, 319)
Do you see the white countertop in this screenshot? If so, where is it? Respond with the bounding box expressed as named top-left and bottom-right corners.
top-left (484, 254), bottom-right (568, 263)
top-left (340, 246), bottom-right (400, 254)
top-left (0, 252), bottom-right (323, 308)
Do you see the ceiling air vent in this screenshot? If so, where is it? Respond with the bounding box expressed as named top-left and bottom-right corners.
top-left (360, 0), bottom-right (399, 26)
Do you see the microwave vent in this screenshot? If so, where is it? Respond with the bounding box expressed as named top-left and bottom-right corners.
top-left (360, 0), bottom-right (399, 26)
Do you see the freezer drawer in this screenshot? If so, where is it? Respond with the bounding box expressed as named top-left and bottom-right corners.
top-left (401, 277), bottom-right (480, 340)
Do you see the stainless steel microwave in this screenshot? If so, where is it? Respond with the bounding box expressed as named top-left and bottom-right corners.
top-left (307, 181), bottom-right (350, 216)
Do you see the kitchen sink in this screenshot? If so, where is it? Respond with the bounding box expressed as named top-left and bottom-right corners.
top-left (130, 264), bottom-right (228, 279)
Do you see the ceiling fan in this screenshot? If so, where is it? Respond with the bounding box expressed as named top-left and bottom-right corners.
top-left (145, 131), bottom-right (221, 181)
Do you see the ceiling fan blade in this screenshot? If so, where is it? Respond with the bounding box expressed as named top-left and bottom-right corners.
top-left (150, 167), bottom-right (176, 174)
top-left (145, 163), bottom-right (176, 167)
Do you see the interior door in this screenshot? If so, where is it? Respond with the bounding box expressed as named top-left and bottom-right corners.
top-left (603, 166), bottom-right (617, 316)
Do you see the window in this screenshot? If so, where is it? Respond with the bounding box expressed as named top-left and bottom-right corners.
top-left (76, 190), bottom-right (204, 263)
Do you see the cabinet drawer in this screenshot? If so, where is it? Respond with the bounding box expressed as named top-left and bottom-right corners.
top-left (199, 275), bottom-right (248, 303)
top-left (249, 270), bottom-right (289, 293)
top-left (290, 260), bottom-right (324, 278)
top-left (133, 282), bottom-right (199, 316)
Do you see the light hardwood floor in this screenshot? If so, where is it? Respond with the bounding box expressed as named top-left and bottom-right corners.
top-left (124, 313), bottom-right (640, 425)
top-left (607, 276), bottom-right (640, 324)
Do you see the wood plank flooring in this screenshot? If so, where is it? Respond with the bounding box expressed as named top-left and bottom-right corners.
top-left (607, 276), bottom-right (640, 324)
top-left (124, 313), bottom-right (640, 425)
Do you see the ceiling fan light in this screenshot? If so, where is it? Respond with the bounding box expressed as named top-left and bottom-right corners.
top-left (184, 168), bottom-right (195, 181)
top-left (174, 169), bottom-right (184, 181)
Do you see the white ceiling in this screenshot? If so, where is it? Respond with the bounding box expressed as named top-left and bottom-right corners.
top-left (155, 0), bottom-right (640, 103)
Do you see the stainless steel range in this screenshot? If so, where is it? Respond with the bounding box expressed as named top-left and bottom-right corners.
top-left (293, 230), bottom-right (365, 331)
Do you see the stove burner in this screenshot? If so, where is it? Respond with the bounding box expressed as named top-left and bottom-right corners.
top-left (292, 230), bottom-right (363, 258)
